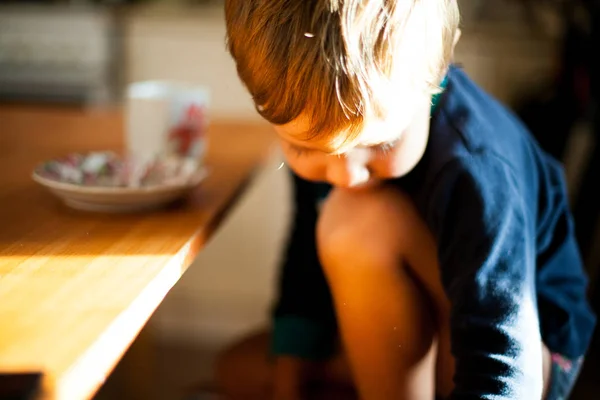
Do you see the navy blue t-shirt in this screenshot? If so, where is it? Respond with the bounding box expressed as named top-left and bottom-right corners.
top-left (271, 66), bottom-right (596, 398)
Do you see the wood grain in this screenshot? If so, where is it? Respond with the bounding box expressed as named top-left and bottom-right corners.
top-left (0, 105), bottom-right (275, 400)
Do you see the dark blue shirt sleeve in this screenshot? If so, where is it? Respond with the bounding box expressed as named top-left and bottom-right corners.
top-left (431, 153), bottom-right (544, 399)
top-left (271, 171), bottom-right (337, 359)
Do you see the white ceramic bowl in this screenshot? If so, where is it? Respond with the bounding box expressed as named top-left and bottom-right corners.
top-left (33, 171), bottom-right (207, 213)
top-left (32, 153), bottom-right (208, 213)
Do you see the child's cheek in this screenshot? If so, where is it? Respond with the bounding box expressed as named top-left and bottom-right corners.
top-left (283, 153), bottom-right (327, 183)
top-left (371, 149), bottom-right (409, 179)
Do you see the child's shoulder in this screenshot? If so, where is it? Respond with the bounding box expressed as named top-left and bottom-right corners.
top-left (426, 66), bottom-right (553, 189)
top-left (406, 66), bottom-right (570, 224)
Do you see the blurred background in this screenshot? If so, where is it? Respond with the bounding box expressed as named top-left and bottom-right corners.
top-left (1, 0), bottom-right (599, 398)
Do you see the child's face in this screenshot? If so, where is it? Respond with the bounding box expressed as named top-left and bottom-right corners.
top-left (273, 97), bottom-right (432, 189)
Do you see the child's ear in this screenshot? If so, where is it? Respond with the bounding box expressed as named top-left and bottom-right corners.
top-left (451, 29), bottom-right (462, 59)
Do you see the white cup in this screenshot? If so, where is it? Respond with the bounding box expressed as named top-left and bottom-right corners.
top-left (125, 81), bottom-right (210, 168)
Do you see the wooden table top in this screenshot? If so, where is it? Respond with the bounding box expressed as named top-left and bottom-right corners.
top-left (0, 105), bottom-right (275, 399)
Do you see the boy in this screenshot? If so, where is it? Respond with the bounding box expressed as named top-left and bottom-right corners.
top-left (216, 1), bottom-right (596, 399)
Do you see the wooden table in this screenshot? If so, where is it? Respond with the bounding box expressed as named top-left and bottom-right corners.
top-left (0, 105), bottom-right (275, 399)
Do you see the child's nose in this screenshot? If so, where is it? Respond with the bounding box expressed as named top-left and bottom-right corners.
top-left (325, 156), bottom-right (370, 188)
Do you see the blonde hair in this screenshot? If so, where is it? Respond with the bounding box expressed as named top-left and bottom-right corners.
top-left (225, 0), bottom-right (460, 147)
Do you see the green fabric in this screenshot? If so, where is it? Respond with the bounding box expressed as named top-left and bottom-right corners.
top-left (431, 75), bottom-right (449, 115)
top-left (272, 316), bottom-right (336, 360)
